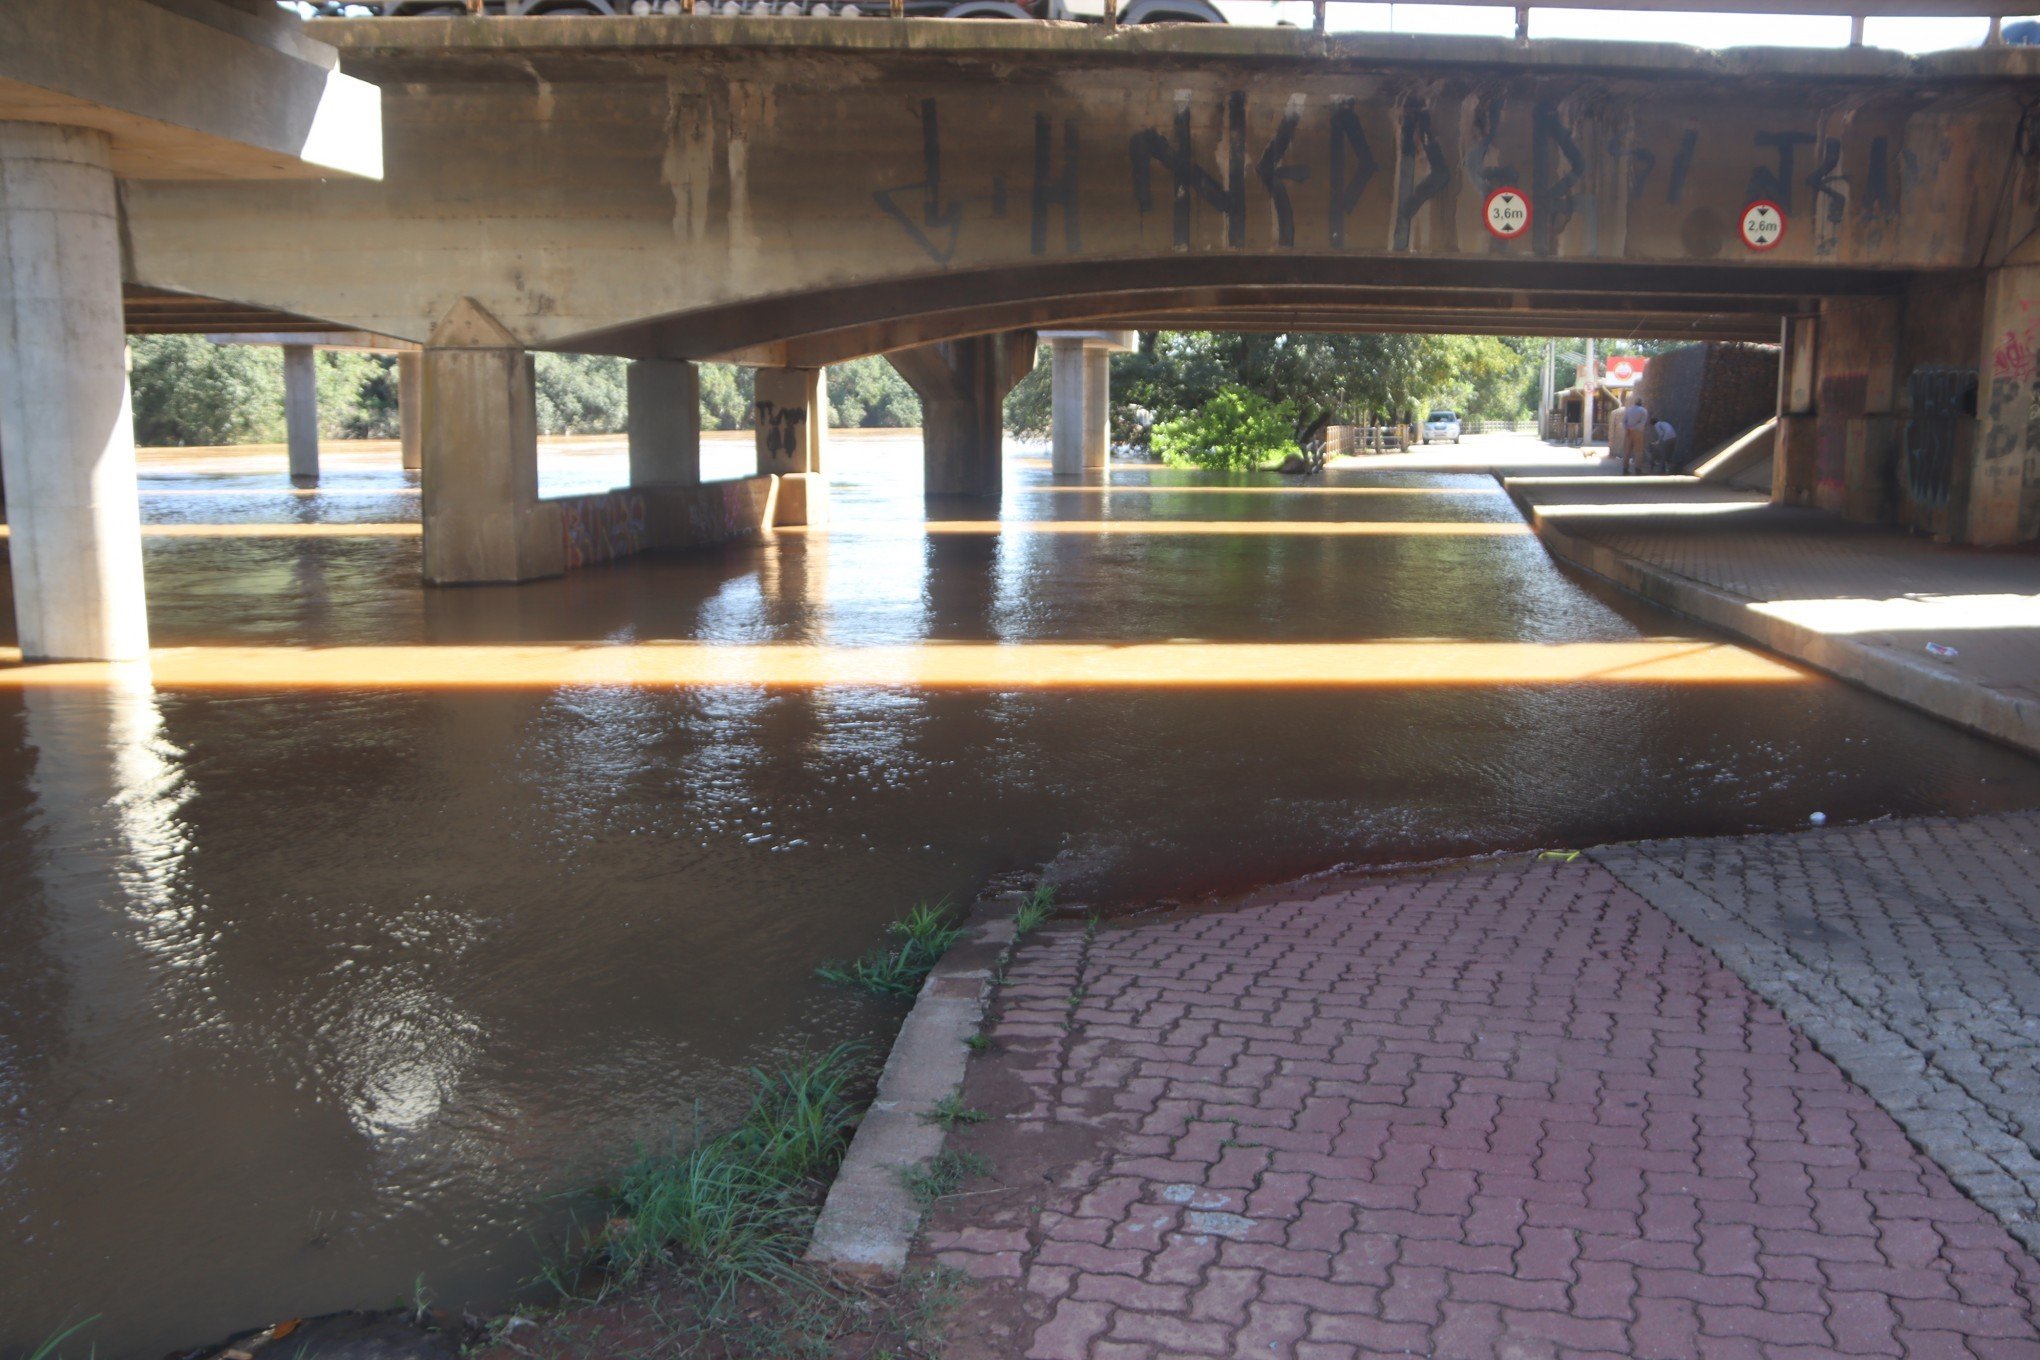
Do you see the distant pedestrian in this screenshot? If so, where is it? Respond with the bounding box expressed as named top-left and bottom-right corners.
top-left (1648, 418), bottom-right (1678, 474)
top-left (1618, 396), bottom-right (1650, 475)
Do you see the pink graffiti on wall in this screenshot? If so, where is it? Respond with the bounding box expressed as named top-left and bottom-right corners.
top-left (1992, 298), bottom-right (2040, 384)
top-left (559, 491), bottom-right (649, 570)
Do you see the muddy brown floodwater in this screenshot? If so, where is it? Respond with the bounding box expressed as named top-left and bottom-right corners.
top-left (4, 432), bottom-right (2039, 1357)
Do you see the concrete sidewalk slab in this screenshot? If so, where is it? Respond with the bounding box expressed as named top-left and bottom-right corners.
top-left (924, 857), bottom-right (2040, 1359)
top-left (1503, 471), bottom-right (2040, 759)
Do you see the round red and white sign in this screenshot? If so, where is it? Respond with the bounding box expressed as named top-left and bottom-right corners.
top-left (1740, 200), bottom-right (1786, 251)
top-left (1483, 186), bottom-right (1531, 240)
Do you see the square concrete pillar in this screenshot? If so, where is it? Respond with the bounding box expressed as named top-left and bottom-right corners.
top-left (754, 366), bottom-right (826, 475)
top-left (1772, 315), bottom-right (1819, 507)
top-left (1969, 262), bottom-right (2040, 546)
top-left (754, 365), bottom-right (826, 528)
top-left (627, 359), bottom-right (701, 487)
top-left (418, 298), bottom-right (563, 584)
top-left (398, 350), bottom-right (422, 472)
top-left (283, 342), bottom-right (319, 483)
top-left (1044, 331), bottom-right (1133, 477)
top-left (0, 122), bottom-right (149, 661)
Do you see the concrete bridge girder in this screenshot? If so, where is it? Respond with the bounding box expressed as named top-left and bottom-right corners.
top-left (122, 26), bottom-right (2040, 357)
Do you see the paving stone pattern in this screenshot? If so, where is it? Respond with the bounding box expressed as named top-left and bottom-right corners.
top-left (1597, 812), bottom-right (2040, 1257)
top-left (928, 858), bottom-right (2040, 1358)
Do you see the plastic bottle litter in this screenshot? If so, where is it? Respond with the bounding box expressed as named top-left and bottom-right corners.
top-left (1809, 811), bottom-right (1827, 825)
top-left (1926, 642), bottom-right (1959, 659)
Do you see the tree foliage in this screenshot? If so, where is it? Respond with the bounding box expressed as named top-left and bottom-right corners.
top-left (129, 335), bottom-right (400, 445)
top-left (1003, 330), bottom-right (1547, 447)
top-left (1150, 385), bottom-right (1299, 471)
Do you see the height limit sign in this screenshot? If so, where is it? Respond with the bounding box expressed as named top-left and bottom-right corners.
top-left (1740, 200), bottom-right (1786, 250)
top-left (1483, 186), bottom-right (1531, 240)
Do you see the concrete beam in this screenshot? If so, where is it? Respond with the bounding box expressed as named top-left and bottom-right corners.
top-left (0, 0), bottom-right (380, 182)
top-left (282, 342), bottom-right (319, 483)
top-left (206, 330), bottom-right (417, 351)
top-left (418, 298), bottom-right (562, 585)
top-left (627, 359), bottom-right (702, 488)
top-left (0, 122), bottom-right (149, 661)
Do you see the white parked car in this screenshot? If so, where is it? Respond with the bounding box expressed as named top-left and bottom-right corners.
top-left (1423, 410), bottom-right (1462, 444)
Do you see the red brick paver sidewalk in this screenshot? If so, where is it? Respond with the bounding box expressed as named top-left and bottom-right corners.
top-left (925, 859), bottom-right (2040, 1359)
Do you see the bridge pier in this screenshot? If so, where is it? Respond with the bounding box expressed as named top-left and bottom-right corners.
top-left (283, 343), bottom-right (320, 483)
top-left (627, 359), bottom-right (701, 488)
top-left (418, 299), bottom-right (563, 585)
top-left (1044, 331), bottom-right (1135, 477)
top-left (1772, 272), bottom-right (2040, 546)
top-left (754, 366), bottom-right (827, 528)
top-left (889, 331), bottom-right (1036, 500)
top-left (0, 122), bottom-right (150, 661)
top-left (398, 351), bottom-right (423, 472)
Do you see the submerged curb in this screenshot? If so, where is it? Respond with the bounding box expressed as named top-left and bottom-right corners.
top-left (806, 892), bottom-right (1019, 1277)
top-left (1504, 476), bottom-right (2040, 760)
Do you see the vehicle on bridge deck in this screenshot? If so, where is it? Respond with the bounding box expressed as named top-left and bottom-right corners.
top-left (1423, 411), bottom-right (1463, 445)
top-left (314, 0), bottom-right (1227, 20)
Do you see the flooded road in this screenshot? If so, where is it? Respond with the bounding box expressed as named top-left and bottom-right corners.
top-left (4, 432), bottom-right (2038, 1356)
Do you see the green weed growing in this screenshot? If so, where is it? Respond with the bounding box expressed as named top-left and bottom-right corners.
top-left (1012, 884), bottom-right (1055, 935)
top-left (816, 900), bottom-right (962, 999)
top-left (568, 1042), bottom-right (866, 1316)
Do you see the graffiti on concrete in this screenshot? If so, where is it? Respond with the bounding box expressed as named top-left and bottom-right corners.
top-left (559, 490), bottom-right (648, 570)
top-left (873, 98), bottom-right (965, 266)
top-left (877, 92), bottom-right (1921, 264)
top-left (1905, 367), bottom-right (1976, 510)
top-left (755, 400), bottom-right (809, 466)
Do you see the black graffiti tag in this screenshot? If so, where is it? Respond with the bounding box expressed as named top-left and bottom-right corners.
top-left (1130, 92), bottom-right (1247, 249)
top-left (873, 98), bottom-right (964, 265)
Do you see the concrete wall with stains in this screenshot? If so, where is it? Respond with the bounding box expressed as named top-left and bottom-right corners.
top-left (116, 23), bottom-right (2040, 359)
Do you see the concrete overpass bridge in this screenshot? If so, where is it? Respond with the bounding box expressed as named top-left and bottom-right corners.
top-left (6, 0), bottom-right (2040, 660)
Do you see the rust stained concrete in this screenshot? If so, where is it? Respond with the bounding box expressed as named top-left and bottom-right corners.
top-left (115, 20), bottom-right (2040, 360)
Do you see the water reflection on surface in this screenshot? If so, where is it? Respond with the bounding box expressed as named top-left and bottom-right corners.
top-left (3, 433), bottom-right (2039, 1357)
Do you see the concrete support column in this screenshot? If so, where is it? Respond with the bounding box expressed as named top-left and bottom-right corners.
top-left (1049, 338), bottom-right (1088, 477)
top-left (1803, 296), bottom-right (1902, 524)
top-left (627, 359), bottom-right (701, 488)
top-left (889, 331), bottom-right (1036, 500)
top-left (1772, 314), bottom-right (1819, 507)
top-left (0, 122), bottom-right (149, 661)
top-left (1081, 345), bottom-right (1110, 471)
top-left (1045, 331), bottom-right (1133, 477)
top-left (398, 350), bottom-right (422, 472)
top-left (418, 298), bottom-right (563, 584)
top-left (283, 342), bottom-right (319, 483)
top-left (754, 365), bottom-right (827, 527)
top-left (1969, 263), bottom-right (2040, 545)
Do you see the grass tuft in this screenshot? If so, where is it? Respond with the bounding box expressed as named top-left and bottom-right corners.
top-left (899, 1148), bottom-right (992, 1209)
top-left (926, 1094), bottom-right (987, 1129)
top-left (569, 1042), bottom-right (867, 1316)
top-left (1012, 884), bottom-right (1055, 935)
top-left (816, 900), bottom-right (962, 999)
top-left (18, 1320), bottom-right (96, 1360)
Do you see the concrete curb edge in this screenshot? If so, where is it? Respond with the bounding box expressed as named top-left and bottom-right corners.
top-left (805, 891), bottom-right (1021, 1278)
top-left (1503, 478), bottom-right (2040, 761)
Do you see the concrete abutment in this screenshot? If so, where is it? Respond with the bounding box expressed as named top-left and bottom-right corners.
top-left (0, 121), bottom-right (149, 662)
top-left (1766, 269), bottom-right (2040, 546)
